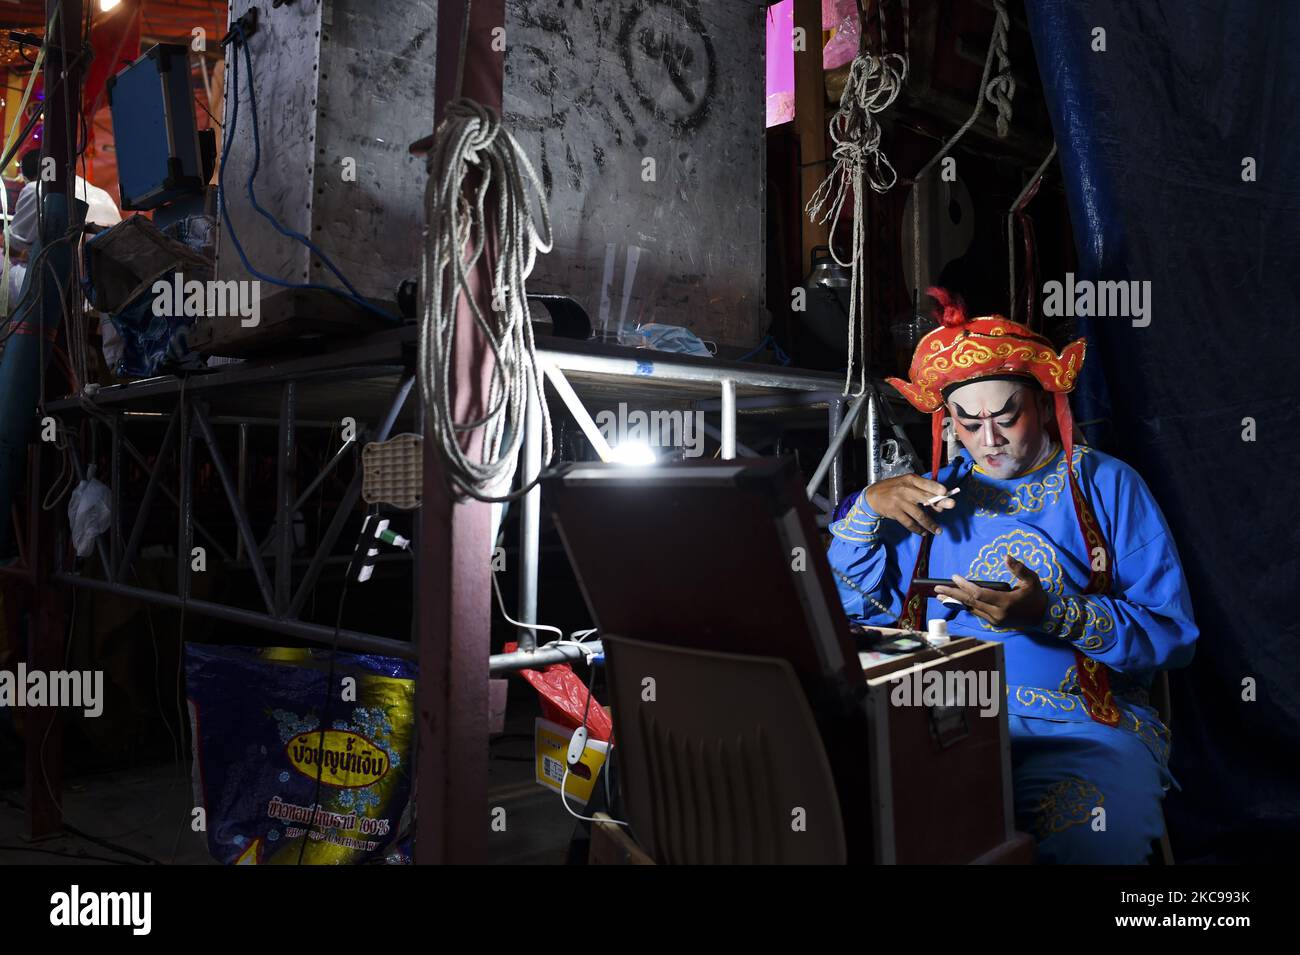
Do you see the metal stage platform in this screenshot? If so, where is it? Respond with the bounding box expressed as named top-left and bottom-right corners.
top-left (36, 324), bottom-right (915, 667)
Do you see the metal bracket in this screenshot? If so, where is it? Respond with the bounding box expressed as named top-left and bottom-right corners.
top-left (928, 703), bottom-right (970, 749)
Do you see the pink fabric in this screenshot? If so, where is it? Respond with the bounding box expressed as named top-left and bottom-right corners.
top-left (766, 1), bottom-right (796, 127)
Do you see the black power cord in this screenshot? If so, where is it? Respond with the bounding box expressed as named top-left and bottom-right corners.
top-left (295, 508), bottom-right (373, 865)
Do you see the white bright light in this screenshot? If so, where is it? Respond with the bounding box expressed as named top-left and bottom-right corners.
top-left (100, 0), bottom-right (122, 12)
top-left (607, 441), bottom-right (656, 466)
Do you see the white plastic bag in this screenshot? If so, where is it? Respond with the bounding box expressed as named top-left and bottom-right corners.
top-left (68, 467), bottom-right (112, 558)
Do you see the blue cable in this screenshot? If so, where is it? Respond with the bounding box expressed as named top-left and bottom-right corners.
top-left (217, 25), bottom-right (401, 324)
top-left (737, 334), bottom-right (792, 365)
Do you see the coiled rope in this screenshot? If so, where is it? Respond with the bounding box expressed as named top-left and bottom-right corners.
top-left (805, 2), bottom-right (908, 397)
top-left (418, 98), bottom-right (555, 502)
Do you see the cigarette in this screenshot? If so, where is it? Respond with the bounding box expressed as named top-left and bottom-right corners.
top-left (922, 487), bottom-right (961, 507)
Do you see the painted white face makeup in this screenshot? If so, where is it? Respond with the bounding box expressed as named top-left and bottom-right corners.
top-left (945, 379), bottom-right (1056, 478)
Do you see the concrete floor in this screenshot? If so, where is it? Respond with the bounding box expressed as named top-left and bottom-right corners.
top-left (0, 709), bottom-right (579, 865)
top-left (0, 763), bottom-right (212, 865)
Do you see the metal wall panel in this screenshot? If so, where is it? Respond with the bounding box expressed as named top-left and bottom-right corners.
top-left (216, 0), bottom-right (436, 310)
top-left (503, 0), bottom-right (767, 350)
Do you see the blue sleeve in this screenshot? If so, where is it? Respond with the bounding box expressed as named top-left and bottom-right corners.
top-left (1038, 464), bottom-right (1198, 679)
top-left (826, 492), bottom-right (920, 626)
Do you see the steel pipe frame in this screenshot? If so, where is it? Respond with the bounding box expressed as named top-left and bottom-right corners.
top-left (517, 378), bottom-right (543, 652)
top-left (115, 407), bottom-right (180, 584)
top-left (58, 375), bottom-right (417, 649)
top-left (828, 397), bottom-right (844, 507)
top-left (191, 400), bottom-right (277, 615)
top-left (540, 361), bottom-right (613, 461)
top-left (805, 390), bottom-right (870, 502)
top-left (538, 346), bottom-right (840, 393)
top-left (285, 376), bottom-right (413, 620)
top-left (110, 413), bottom-right (122, 574)
top-left (698, 421), bottom-right (833, 513)
top-left (55, 574), bottom-right (414, 659)
top-left (274, 382), bottom-right (296, 615)
top-left (720, 379), bottom-right (737, 460)
top-left (507, 355), bottom-right (854, 679)
top-left (178, 397), bottom-right (193, 600)
top-left (489, 639), bottom-right (602, 675)
top-left (107, 412), bottom-right (234, 572)
top-left (255, 421), bottom-right (369, 557)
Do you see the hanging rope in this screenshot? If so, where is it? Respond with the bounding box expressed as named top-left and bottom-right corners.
top-left (806, 0), bottom-right (908, 396)
top-left (910, 0), bottom-right (1016, 310)
top-left (985, 0), bottom-right (1015, 139)
top-left (1007, 142), bottom-right (1057, 326)
top-left (419, 98), bottom-right (555, 502)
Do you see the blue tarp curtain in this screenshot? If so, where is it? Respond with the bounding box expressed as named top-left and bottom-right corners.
top-left (1026, 0), bottom-right (1300, 862)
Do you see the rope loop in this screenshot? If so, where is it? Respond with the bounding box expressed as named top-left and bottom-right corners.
top-left (420, 97), bottom-right (555, 502)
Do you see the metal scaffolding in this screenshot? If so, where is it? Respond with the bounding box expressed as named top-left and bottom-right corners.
top-left (33, 324), bottom-right (916, 669)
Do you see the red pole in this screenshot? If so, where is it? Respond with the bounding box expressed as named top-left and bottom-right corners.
top-left (415, 0), bottom-right (505, 865)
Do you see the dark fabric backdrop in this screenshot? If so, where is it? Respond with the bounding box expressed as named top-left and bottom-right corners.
top-left (1025, 0), bottom-right (1300, 863)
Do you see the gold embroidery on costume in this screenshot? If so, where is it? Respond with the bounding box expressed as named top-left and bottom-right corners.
top-left (1013, 685), bottom-right (1081, 713)
top-left (830, 499), bottom-right (883, 543)
top-left (1042, 594), bottom-right (1116, 650)
top-left (1021, 669), bottom-right (1174, 763)
top-left (968, 447), bottom-right (1092, 518)
top-left (899, 335), bottom-right (1084, 410)
top-left (1122, 707), bottom-right (1172, 764)
top-left (1032, 778), bottom-right (1103, 841)
top-left (967, 530), bottom-right (1063, 633)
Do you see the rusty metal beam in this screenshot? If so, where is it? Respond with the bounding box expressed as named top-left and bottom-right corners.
top-left (416, 0), bottom-right (504, 866)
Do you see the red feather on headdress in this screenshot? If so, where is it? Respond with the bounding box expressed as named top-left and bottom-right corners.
top-left (927, 286), bottom-right (967, 328)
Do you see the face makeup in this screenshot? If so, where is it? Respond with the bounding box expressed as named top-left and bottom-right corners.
top-left (945, 379), bottom-right (1056, 479)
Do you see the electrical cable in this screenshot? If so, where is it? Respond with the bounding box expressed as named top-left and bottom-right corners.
top-left (489, 565), bottom-right (598, 657)
top-left (559, 657), bottom-right (628, 827)
top-left (217, 24), bottom-right (400, 324)
top-left (296, 506), bottom-right (372, 865)
top-left (736, 334), bottom-right (792, 366)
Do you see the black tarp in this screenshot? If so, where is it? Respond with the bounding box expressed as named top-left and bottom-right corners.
top-left (1026, 0), bottom-right (1300, 862)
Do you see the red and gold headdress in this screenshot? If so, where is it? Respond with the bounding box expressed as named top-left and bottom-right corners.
top-left (886, 289), bottom-right (1112, 630)
top-left (885, 288), bottom-right (1086, 414)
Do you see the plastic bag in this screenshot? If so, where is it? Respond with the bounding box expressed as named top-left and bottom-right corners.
top-left (67, 470), bottom-right (111, 558)
top-left (618, 322), bottom-right (714, 358)
top-left (186, 645), bottom-right (416, 865)
top-left (82, 215), bottom-right (212, 377)
top-left (824, 16), bottom-right (862, 70)
top-left (504, 641), bottom-right (612, 742)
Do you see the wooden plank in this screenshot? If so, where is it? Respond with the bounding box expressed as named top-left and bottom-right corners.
top-left (793, 0), bottom-right (830, 278)
top-left (589, 813), bottom-right (656, 865)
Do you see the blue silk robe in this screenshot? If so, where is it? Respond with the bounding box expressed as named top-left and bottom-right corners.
top-left (828, 444), bottom-right (1198, 863)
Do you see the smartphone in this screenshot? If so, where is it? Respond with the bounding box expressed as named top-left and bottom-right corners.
top-left (911, 577), bottom-right (1013, 597)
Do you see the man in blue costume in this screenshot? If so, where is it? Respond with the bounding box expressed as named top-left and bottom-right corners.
top-left (829, 289), bottom-right (1198, 863)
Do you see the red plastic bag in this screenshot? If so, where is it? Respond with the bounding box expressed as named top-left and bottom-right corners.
top-left (504, 642), bottom-right (613, 742)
